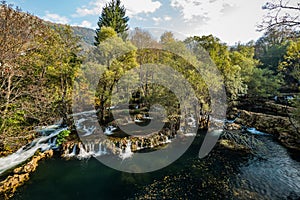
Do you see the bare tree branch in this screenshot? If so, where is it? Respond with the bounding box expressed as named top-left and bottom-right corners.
top-left (259, 0), bottom-right (300, 31)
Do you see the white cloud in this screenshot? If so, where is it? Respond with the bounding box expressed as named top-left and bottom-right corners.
top-left (152, 17), bottom-right (162, 25)
top-left (124, 0), bottom-right (161, 16)
top-left (75, 7), bottom-right (100, 17)
top-left (76, 20), bottom-right (93, 28)
top-left (43, 11), bottom-right (70, 24)
top-left (170, 0), bottom-right (236, 21)
top-left (74, 1), bottom-right (105, 17)
top-left (152, 15), bottom-right (172, 25)
top-left (164, 16), bottom-right (172, 21)
top-left (72, 20), bottom-right (95, 29)
top-left (74, 0), bottom-right (161, 17)
top-left (169, 0), bottom-right (265, 45)
top-left (135, 16), bottom-right (147, 21)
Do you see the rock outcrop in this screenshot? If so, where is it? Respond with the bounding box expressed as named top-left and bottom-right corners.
top-left (228, 98), bottom-right (300, 151)
top-left (0, 150), bottom-right (53, 200)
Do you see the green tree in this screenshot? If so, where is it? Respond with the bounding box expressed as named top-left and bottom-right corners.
top-left (279, 38), bottom-right (300, 90)
top-left (185, 35), bottom-right (245, 100)
top-left (0, 2), bottom-right (82, 151)
top-left (129, 28), bottom-right (160, 101)
top-left (247, 68), bottom-right (282, 97)
top-left (94, 0), bottom-right (129, 45)
top-left (92, 27), bottom-right (137, 123)
top-left (254, 29), bottom-right (289, 72)
top-left (230, 43), bottom-right (260, 93)
top-left (45, 25), bottom-right (82, 125)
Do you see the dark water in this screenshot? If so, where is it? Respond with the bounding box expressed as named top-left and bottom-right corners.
top-left (12, 134), bottom-right (300, 200)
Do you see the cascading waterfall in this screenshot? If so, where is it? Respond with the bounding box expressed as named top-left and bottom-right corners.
top-left (82, 126), bottom-right (96, 136)
top-left (119, 141), bottom-right (133, 160)
top-left (77, 143), bottom-right (91, 160)
top-left (64, 144), bottom-right (77, 158)
top-left (94, 143), bottom-right (108, 156)
top-left (0, 127), bottom-right (67, 175)
top-left (76, 142), bottom-right (109, 159)
top-left (71, 144), bottom-right (77, 155)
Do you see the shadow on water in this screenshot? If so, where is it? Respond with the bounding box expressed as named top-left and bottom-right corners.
top-left (12, 130), bottom-right (300, 200)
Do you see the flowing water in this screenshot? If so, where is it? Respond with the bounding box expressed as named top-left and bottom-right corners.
top-left (0, 127), bottom-right (67, 176)
top-left (9, 132), bottom-right (300, 200)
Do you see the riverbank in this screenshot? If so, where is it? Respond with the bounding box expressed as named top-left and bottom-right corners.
top-left (227, 97), bottom-right (300, 151)
top-left (0, 150), bottom-right (53, 200)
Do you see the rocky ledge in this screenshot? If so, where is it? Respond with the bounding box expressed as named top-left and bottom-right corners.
top-left (228, 99), bottom-right (300, 151)
top-left (0, 150), bottom-right (53, 200)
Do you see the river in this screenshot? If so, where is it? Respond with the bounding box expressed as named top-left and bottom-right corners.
top-left (10, 131), bottom-right (300, 200)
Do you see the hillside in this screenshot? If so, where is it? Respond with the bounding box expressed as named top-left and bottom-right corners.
top-left (71, 26), bottom-right (95, 46)
top-left (71, 26), bottom-right (96, 51)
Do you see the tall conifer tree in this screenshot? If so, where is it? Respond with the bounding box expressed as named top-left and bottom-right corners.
top-left (94, 0), bottom-right (129, 45)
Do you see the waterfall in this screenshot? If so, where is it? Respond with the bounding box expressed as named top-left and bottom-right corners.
top-left (74, 118), bottom-right (87, 128)
top-left (50, 138), bottom-right (57, 147)
top-left (187, 115), bottom-right (197, 128)
top-left (36, 124), bottom-right (61, 135)
top-left (71, 144), bottom-right (77, 155)
top-left (64, 144), bottom-right (77, 158)
top-left (119, 141), bottom-right (133, 160)
top-left (184, 132), bottom-right (196, 137)
top-left (0, 127), bottom-right (67, 175)
top-left (77, 143), bottom-right (91, 160)
top-left (94, 143), bottom-right (108, 156)
top-left (150, 138), bottom-right (154, 148)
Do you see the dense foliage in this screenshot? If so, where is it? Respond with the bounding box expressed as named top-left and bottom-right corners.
top-left (0, 2), bottom-right (81, 151)
top-left (0, 0), bottom-right (299, 151)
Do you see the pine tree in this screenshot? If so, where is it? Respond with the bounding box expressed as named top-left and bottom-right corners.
top-left (94, 0), bottom-right (129, 45)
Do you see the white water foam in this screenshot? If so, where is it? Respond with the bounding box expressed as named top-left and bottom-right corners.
top-left (119, 141), bottom-right (133, 160)
top-left (247, 128), bottom-right (269, 136)
top-left (0, 127), bottom-right (67, 175)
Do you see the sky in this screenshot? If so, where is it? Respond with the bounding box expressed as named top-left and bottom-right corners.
top-left (8, 0), bottom-right (277, 45)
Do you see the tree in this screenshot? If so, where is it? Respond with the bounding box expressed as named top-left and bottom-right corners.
top-left (92, 27), bottom-right (137, 123)
top-left (278, 38), bottom-right (300, 90)
top-left (160, 31), bottom-right (176, 44)
top-left (185, 35), bottom-right (245, 100)
top-left (94, 0), bottom-right (129, 45)
top-left (130, 27), bottom-right (159, 49)
top-left (254, 29), bottom-right (289, 71)
top-left (0, 2), bottom-right (81, 151)
top-left (259, 1), bottom-right (300, 138)
top-left (247, 68), bottom-right (282, 97)
top-left (230, 43), bottom-right (260, 94)
top-left (45, 25), bottom-right (82, 125)
top-left (0, 2), bottom-right (48, 133)
top-left (129, 28), bottom-right (160, 101)
top-left (259, 0), bottom-right (300, 31)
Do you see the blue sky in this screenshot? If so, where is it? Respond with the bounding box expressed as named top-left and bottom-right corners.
top-left (9, 0), bottom-right (279, 44)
